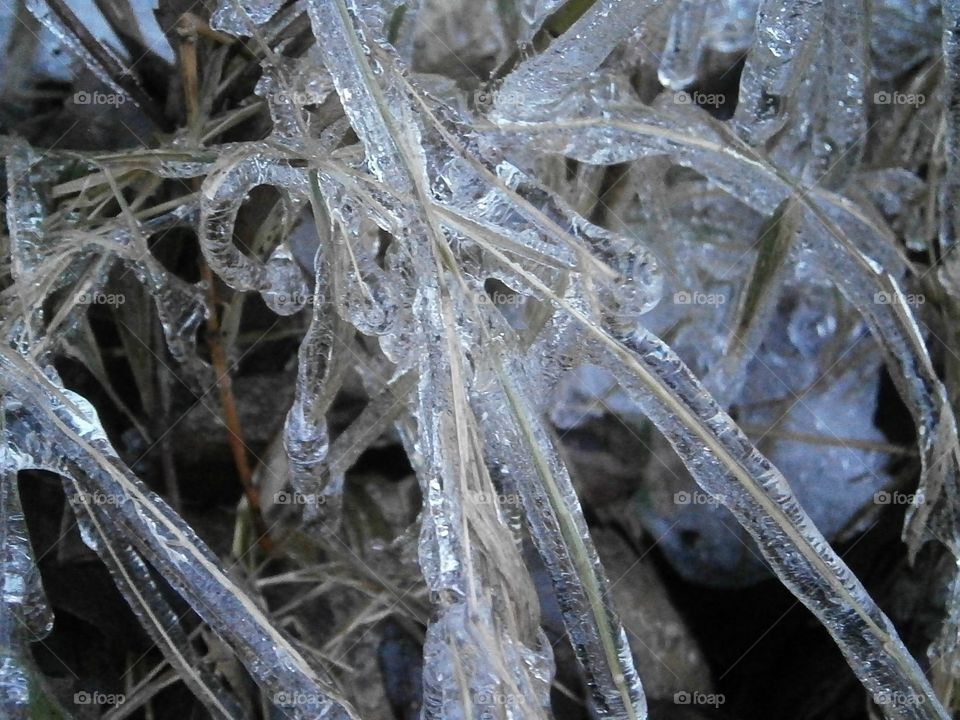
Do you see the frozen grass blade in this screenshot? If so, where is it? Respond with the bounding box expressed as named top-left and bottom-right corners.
top-left (1, 350), bottom-right (359, 720)
top-left (473, 235), bottom-right (950, 719)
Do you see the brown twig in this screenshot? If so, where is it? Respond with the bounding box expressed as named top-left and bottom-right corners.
top-left (200, 263), bottom-right (274, 553)
top-left (177, 16), bottom-right (273, 553)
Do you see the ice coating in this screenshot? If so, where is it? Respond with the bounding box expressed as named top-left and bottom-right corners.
top-left (262, 241), bottom-right (311, 315)
top-left (4, 0), bottom-right (954, 717)
top-left (24, 0), bottom-right (143, 110)
top-left (474, 350), bottom-right (647, 719)
top-left (282, 229), bottom-right (343, 529)
top-left (474, 226), bottom-right (951, 718)
top-left (305, 0), bottom-right (648, 714)
top-left (411, 289), bottom-right (555, 719)
top-left (941, 0), bottom-right (960, 300)
top-left (65, 480), bottom-right (246, 719)
top-left (733, 0), bottom-right (824, 145)
top-left (1, 351), bottom-right (359, 720)
top-left (800, 0), bottom-right (867, 186)
top-left (199, 146), bottom-right (310, 292)
top-left (704, 0), bottom-right (759, 54)
top-left (589, 327), bottom-right (949, 719)
top-left (5, 143), bottom-right (51, 348)
top-left (657, 0), bottom-right (709, 90)
top-left (517, 0), bottom-right (566, 42)
top-left (494, 0), bottom-right (666, 120)
top-left (210, 0), bottom-right (287, 35)
top-left (4, 143), bottom-right (208, 375)
top-left (1, 436), bottom-right (53, 720)
top-left (488, 102), bottom-right (958, 526)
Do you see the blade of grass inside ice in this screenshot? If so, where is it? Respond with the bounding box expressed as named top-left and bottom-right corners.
top-left (0, 350), bottom-right (359, 720)
top-left (61, 479), bottom-right (247, 719)
top-left (474, 237), bottom-right (950, 719)
top-left (705, 198), bottom-right (800, 405)
top-left (487, 105), bottom-right (960, 558)
top-left (302, 0), bottom-right (645, 716)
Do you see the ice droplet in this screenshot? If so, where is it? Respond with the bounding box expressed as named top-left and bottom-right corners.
top-left (262, 242), bottom-right (310, 315)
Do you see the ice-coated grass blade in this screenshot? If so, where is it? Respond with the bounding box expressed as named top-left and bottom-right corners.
top-left (473, 235), bottom-right (950, 719)
top-left (62, 479), bottom-right (248, 719)
top-left (488, 106), bottom-right (960, 561)
top-left (1, 350), bottom-right (359, 720)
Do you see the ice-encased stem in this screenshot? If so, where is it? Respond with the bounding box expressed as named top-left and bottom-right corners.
top-left (596, 328), bottom-right (948, 719)
top-left (304, 3), bottom-right (566, 717)
top-left (494, 0), bottom-right (665, 120)
top-left (412, 274), bottom-right (553, 719)
top-left (733, 0), bottom-right (824, 145)
top-left (0, 466), bottom-right (48, 720)
top-left (943, 0), bottom-right (960, 258)
top-left (63, 479), bottom-right (247, 719)
top-left (490, 109), bottom-right (959, 558)
top-left (805, 0), bottom-right (868, 187)
top-left (476, 238), bottom-right (948, 719)
top-left (1, 350), bottom-right (358, 720)
top-left (657, 0), bottom-right (709, 90)
top-left (481, 359), bottom-right (646, 719)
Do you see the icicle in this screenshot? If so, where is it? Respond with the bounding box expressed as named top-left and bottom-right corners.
top-left (658, 0), bottom-right (710, 90)
top-left (282, 232), bottom-right (345, 530)
top-left (262, 241), bottom-right (310, 315)
top-left (0, 449), bottom-right (53, 720)
top-left (733, 0), bottom-right (824, 145)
